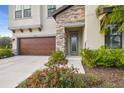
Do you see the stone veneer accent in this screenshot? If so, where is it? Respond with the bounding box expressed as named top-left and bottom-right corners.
top-left (55, 5), bottom-right (85, 54)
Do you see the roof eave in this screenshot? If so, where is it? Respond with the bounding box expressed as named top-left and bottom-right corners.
top-left (52, 5), bottom-right (73, 19)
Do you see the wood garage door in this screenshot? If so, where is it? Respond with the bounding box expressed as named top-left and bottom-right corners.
top-left (19, 37), bottom-right (55, 55)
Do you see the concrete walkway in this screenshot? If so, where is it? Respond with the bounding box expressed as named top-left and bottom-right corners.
top-left (0, 56), bottom-right (49, 88)
top-left (66, 56), bottom-right (85, 74)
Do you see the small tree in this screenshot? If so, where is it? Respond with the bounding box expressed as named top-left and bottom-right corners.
top-left (0, 36), bottom-right (12, 48)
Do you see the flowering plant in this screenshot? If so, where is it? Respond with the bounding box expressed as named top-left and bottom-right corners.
top-left (17, 65), bottom-right (80, 88)
top-left (41, 65), bottom-right (78, 88)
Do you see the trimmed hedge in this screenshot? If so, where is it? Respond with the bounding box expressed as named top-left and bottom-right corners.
top-left (80, 47), bottom-right (124, 68)
top-left (0, 48), bottom-right (13, 59)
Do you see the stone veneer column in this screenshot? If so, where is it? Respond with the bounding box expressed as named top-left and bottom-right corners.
top-left (56, 24), bottom-right (66, 53)
top-left (55, 6), bottom-right (85, 55)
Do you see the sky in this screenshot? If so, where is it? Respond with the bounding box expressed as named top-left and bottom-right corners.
top-left (0, 5), bottom-right (11, 37)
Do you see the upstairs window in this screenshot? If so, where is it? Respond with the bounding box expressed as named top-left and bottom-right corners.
top-left (15, 5), bottom-right (22, 19)
top-left (15, 5), bottom-right (31, 19)
top-left (24, 5), bottom-right (31, 18)
top-left (48, 5), bottom-right (56, 17)
top-left (105, 24), bottom-right (122, 48)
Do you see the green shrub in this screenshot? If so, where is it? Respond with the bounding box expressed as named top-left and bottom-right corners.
top-left (47, 51), bottom-right (68, 66)
top-left (96, 47), bottom-right (124, 67)
top-left (80, 48), bottom-right (98, 68)
top-left (0, 48), bottom-right (13, 59)
top-left (80, 46), bottom-right (124, 68)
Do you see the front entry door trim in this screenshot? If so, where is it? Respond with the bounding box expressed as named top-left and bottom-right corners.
top-left (70, 31), bottom-right (78, 55)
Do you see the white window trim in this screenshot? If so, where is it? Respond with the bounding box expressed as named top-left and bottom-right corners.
top-left (23, 5), bottom-right (31, 18)
top-left (15, 5), bottom-right (31, 19)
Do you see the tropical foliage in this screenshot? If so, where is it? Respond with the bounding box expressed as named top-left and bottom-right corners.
top-left (96, 5), bottom-right (124, 34)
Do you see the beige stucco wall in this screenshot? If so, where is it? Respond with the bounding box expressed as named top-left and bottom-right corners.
top-left (9, 5), bottom-right (62, 30)
top-left (9, 5), bottom-right (42, 29)
top-left (85, 5), bottom-right (104, 49)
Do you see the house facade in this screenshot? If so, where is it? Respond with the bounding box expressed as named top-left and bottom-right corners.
top-left (9, 5), bottom-right (124, 56)
top-left (9, 5), bottom-right (61, 55)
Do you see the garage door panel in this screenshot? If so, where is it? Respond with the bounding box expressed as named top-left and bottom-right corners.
top-left (19, 37), bottom-right (55, 55)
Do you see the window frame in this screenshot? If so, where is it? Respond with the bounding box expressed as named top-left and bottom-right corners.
top-left (15, 5), bottom-right (23, 19)
top-left (105, 24), bottom-right (122, 49)
top-left (47, 5), bottom-right (56, 18)
top-left (23, 5), bottom-right (31, 18)
top-left (15, 5), bottom-right (31, 19)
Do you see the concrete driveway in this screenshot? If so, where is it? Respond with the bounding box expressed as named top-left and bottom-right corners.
top-left (0, 56), bottom-right (49, 88)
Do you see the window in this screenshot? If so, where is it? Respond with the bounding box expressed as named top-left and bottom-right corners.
top-left (48, 5), bottom-right (56, 17)
top-left (15, 5), bottom-right (31, 19)
top-left (15, 5), bottom-right (22, 18)
top-left (24, 5), bottom-right (31, 18)
top-left (105, 24), bottom-right (122, 48)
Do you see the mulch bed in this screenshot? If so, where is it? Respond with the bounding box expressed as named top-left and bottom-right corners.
top-left (84, 66), bottom-right (124, 87)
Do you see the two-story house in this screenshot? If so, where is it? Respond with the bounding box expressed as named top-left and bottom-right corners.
top-left (9, 5), bottom-right (84, 56)
top-left (9, 5), bottom-right (124, 56)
